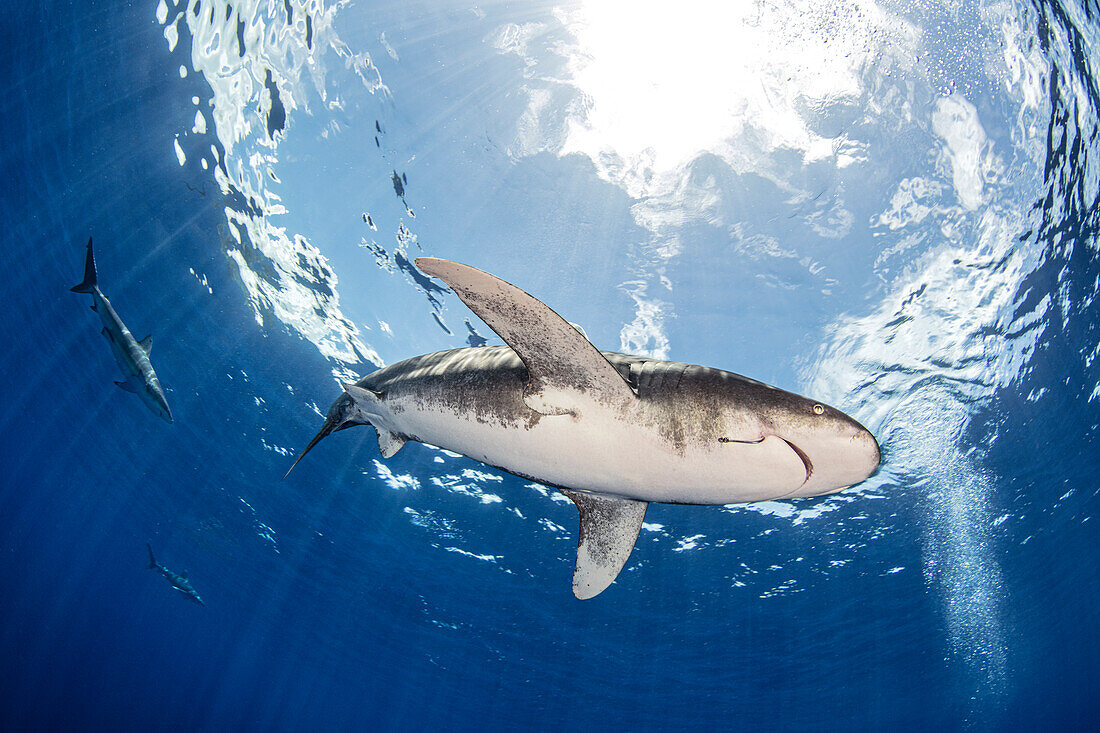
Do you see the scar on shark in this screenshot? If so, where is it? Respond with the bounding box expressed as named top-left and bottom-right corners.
top-left (71, 238), bottom-right (173, 423)
top-left (288, 258), bottom-right (881, 598)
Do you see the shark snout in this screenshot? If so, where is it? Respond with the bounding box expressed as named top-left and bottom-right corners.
top-left (857, 427), bottom-right (881, 473)
top-left (142, 381), bottom-right (173, 423)
top-left (784, 422), bottom-right (880, 498)
top-left (153, 393), bottom-right (173, 424)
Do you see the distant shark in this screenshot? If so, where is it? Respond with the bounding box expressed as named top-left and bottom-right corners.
top-left (70, 238), bottom-right (173, 423)
top-left (146, 544), bottom-right (204, 606)
top-left (288, 259), bottom-right (881, 598)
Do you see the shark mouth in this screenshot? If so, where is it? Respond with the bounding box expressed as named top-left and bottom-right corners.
top-left (780, 438), bottom-right (814, 492)
top-left (719, 434), bottom-right (814, 479)
top-left (719, 434), bottom-right (814, 493)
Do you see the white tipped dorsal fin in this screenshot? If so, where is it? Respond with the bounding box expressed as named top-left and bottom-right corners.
top-left (415, 258), bottom-right (635, 415)
top-left (376, 428), bottom-right (406, 458)
top-left (561, 490), bottom-right (648, 599)
top-left (139, 334), bottom-right (152, 353)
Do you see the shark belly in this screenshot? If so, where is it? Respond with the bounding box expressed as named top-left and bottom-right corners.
top-left (379, 384), bottom-right (808, 505)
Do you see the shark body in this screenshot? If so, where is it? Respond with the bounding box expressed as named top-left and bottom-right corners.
top-left (71, 238), bottom-right (172, 423)
top-left (146, 544), bottom-right (204, 606)
top-left (291, 258), bottom-right (880, 598)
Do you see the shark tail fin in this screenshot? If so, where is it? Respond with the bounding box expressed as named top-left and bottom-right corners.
top-left (146, 543), bottom-right (156, 570)
top-left (70, 237), bottom-right (98, 294)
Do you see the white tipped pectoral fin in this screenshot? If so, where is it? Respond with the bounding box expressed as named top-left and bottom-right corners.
top-left (415, 258), bottom-right (635, 415)
top-left (561, 490), bottom-right (648, 599)
top-left (376, 428), bottom-right (406, 458)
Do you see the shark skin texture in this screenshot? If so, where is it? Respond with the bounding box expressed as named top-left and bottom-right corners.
top-left (70, 238), bottom-right (173, 423)
top-left (288, 258), bottom-right (881, 599)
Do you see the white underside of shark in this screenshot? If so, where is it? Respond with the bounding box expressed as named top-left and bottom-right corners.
top-left (291, 258), bottom-right (880, 598)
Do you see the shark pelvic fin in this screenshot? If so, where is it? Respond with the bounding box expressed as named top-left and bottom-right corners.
top-left (376, 428), bottom-right (406, 458)
top-left (139, 334), bottom-right (152, 353)
top-left (415, 258), bottom-right (635, 415)
top-left (561, 490), bottom-right (648, 599)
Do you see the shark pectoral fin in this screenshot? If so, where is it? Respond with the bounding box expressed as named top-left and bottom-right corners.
top-left (114, 379), bottom-right (138, 393)
top-left (415, 258), bottom-right (636, 415)
top-left (139, 334), bottom-right (152, 353)
top-left (376, 428), bottom-right (406, 458)
top-left (561, 490), bottom-right (648, 599)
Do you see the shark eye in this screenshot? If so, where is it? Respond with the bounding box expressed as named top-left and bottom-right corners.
top-left (812, 404), bottom-right (824, 415)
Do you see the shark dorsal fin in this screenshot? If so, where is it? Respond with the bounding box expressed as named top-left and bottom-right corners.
top-left (139, 334), bottom-right (152, 353)
top-left (561, 490), bottom-right (648, 599)
top-left (181, 571), bottom-right (188, 580)
top-left (415, 258), bottom-right (635, 415)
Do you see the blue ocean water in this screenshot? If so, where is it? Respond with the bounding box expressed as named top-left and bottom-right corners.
top-left (3, 0), bottom-right (1099, 730)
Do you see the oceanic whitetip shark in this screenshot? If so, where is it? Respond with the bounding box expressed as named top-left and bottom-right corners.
top-left (288, 259), bottom-right (880, 598)
top-left (146, 544), bottom-right (204, 606)
top-left (71, 238), bottom-right (173, 423)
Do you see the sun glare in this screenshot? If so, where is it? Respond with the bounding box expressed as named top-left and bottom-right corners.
top-left (559, 0), bottom-right (903, 192)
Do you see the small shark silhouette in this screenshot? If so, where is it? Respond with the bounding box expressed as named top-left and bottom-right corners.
top-left (71, 238), bottom-right (173, 423)
top-left (146, 544), bottom-right (204, 606)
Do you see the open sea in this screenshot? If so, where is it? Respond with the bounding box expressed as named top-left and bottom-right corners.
top-left (3, 0), bottom-right (1100, 730)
